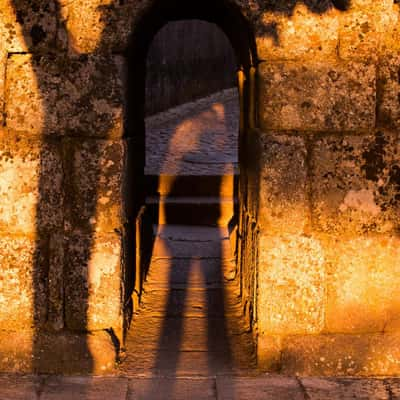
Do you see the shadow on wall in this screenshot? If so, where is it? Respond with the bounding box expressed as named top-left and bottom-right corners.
top-left (256, 0), bottom-right (351, 45)
top-left (5, 0), bottom-right (352, 376)
top-left (8, 0), bottom-right (131, 374)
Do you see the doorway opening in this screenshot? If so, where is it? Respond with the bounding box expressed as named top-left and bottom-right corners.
top-left (122, 0), bottom-right (258, 377)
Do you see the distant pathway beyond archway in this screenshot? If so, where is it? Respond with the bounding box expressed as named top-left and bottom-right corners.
top-left (120, 89), bottom-right (256, 379)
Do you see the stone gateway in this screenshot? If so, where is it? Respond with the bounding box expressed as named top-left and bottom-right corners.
top-left (0, 0), bottom-right (399, 376)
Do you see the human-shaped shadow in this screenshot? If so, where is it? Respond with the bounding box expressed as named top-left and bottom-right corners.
top-left (144, 97), bottom-right (239, 398)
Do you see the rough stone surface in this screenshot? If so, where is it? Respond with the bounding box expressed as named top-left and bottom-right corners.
top-left (6, 54), bottom-right (124, 138)
top-left (258, 234), bottom-right (325, 335)
top-left (310, 131), bottom-right (400, 235)
top-left (280, 332), bottom-right (400, 376)
top-left (256, 5), bottom-right (339, 61)
top-left (57, 55), bottom-right (124, 138)
top-left (302, 378), bottom-right (389, 399)
top-left (259, 62), bottom-right (376, 131)
top-left (387, 379), bottom-right (400, 399)
top-left (65, 139), bottom-right (125, 233)
top-left (0, 375), bottom-right (399, 399)
top-left (0, 236), bottom-right (47, 329)
top-left (324, 235), bottom-right (400, 333)
top-left (338, 1), bottom-right (398, 60)
top-left (0, 374), bottom-right (41, 399)
top-left (64, 231), bottom-right (122, 332)
top-left (128, 378), bottom-right (216, 400)
top-left (42, 377), bottom-right (127, 399)
top-left (257, 131), bottom-right (309, 233)
top-left (0, 330), bottom-right (116, 374)
top-left (0, 137), bottom-right (63, 234)
top-left (0, 0), bottom-right (57, 52)
top-left (6, 54), bottom-right (60, 135)
top-left (145, 89), bottom-right (238, 176)
top-left (377, 55), bottom-right (400, 129)
top-left (216, 376), bottom-right (304, 400)
top-left (0, 51), bottom-right (6, 127)
top-left (58, 0), bottom-right (144, 53)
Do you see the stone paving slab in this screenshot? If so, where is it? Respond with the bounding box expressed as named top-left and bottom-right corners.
top-left (302, 378), bottom-right (389, 400)
top-left (387, 379), bottom-right (400, 399)
top-left (0, 375), bottom-right (400, 399)
top-left (0, 375), bottom-right (41, 400)
top-left (41, 377), bottom-right (128, 400)
top-left (145, 88), bottom-right (238, 176)
top-left (216, 376), bottom-right (304, 400)
top-left (128, 378), bottom-right (215, 400)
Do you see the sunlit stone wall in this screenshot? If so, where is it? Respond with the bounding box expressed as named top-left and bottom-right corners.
top-left (0, 0), bottom-right (399, 375)
top-left (250, 0), bottom-right (400, 375)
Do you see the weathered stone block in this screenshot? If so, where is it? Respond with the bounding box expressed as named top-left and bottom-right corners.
top-left (324, 235), bottom-right (400, 333)
top-left (256, 5), bottom-right (339, 61)
top-left (258, 234), bottom-right (325, 335)
top-left (0, 375), bottom-right (40, 398)
top-left (338, 0), bottom-right (398, 59)
top-left (6, 54), bottom-right (60, 135)
top-left (44, 377), bottom-right (128, 399)
top-left (259, 62), bottom-right (376, 131)
top-left (310, 130), bottom-right (400, 234)
top-left (377, 55), bottom-right (400, 129)
top-left (6, 54), bottom-right (124, 138)
top-left (280, 332), bottom-right (400, 376)
top-left (48, 233), bottom-right (64, 331)
top-left (0, 236), bottom-right (47, 329)
top-left (0, 138), bottom-right (63, 234)
top-left (257, 131), bottom-right (309, 233)
top-left (64, 231), bottom-right (122, 332)
top-left (0, 50), bottom-right (5, 127)
top-left (302, 378), bottom-right (389, 399)
top-left (381, 22), bottom-right (400, 56)
top-left (0, 330), bottom-right (116, 374)
top-left (64, 139), bottom-right (125, 233)
top-left (59, 0), bottom-right (144, 53)
top-left (58, 55), bottom-right (124, 138)
top-left (216, 376), bottom-right (304, 400)
top-left (257, 334), bottom-right (282, 371)
top-left (0, 0), bottom-right (57, 52)
top-left (339, 11), bottom-right (389, 60)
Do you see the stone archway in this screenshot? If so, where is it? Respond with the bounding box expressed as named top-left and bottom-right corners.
top-left (120, 0), bottom-right (259, 375)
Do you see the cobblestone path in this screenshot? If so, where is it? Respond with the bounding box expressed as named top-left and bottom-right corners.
top-left (145, 88), bottom-right (239, 176)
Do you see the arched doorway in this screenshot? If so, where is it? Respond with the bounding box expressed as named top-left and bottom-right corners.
top-left (121, 0), bottom-right (258, 377)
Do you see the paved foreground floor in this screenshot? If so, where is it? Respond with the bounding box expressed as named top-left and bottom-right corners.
top-left (1, 374), bottom-right (400, 399)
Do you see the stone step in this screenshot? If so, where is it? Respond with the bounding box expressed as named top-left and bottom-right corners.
top-left (121, 349), bottom-right (256, 377)
top-left (126, 317), bottom-right (252, 352)
top-left (153, 224), bottom-right (231, 241)
top-left (151, 226), bottom-right (235, 259)
top-left (145, 174), bottom-right (237, 198)
top-left (147, 196), bottom-right (235, 226)
top-left (139, 287), bottom-right (242, 318)
top-left (145, 258), bottom-right (236, 289)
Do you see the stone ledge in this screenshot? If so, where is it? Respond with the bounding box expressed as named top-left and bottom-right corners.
top-left (258, 332), bottom-right (400, 376)
top-left (0, 330), bottom-right (117, 374)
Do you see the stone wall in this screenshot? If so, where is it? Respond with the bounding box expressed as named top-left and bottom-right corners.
top-left (251, 0), bottom-right (400, 375)
top-left (0, 0), bottom-right (399, 375)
